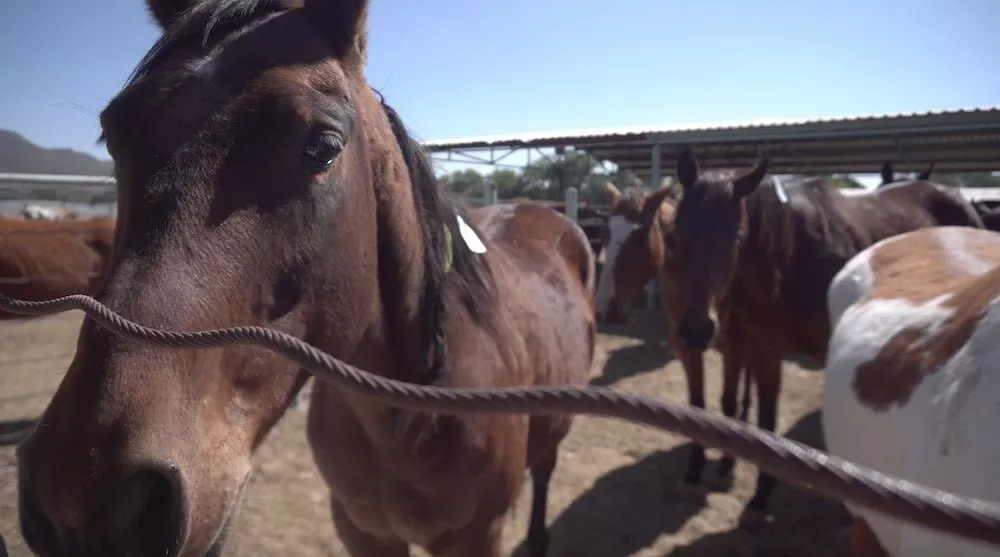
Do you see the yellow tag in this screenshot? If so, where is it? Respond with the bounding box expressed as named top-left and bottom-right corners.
top-left (443, 224), bottom-right (454, 274)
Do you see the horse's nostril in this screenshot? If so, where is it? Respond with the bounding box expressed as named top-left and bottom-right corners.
top-left (18, 463), bottom-right (189, 557)
top-left (679, 318), bottom-right (716, 351)
top-left (114, 465), bottom-right (188, 557)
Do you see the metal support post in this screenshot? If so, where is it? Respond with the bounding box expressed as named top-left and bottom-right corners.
top-left (646, 142), bottom-right (662, 310)
top-left (564, 187), bottom-right (579, 222)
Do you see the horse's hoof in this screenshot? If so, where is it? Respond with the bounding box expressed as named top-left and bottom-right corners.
top-left (527, 532), bottom-right (548, 557)
top-left (716, 458), bottom-right (735, 478)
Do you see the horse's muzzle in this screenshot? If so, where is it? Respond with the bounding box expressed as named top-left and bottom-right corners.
top-left (678, 315), bottom-right (716, 352)
top-left (18, 459), bottom-right (189, 557)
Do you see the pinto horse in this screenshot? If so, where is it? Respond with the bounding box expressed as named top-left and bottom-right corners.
top-left (668, 148), bottom-right (984, 515)
top-left (825, 226), bottom-right (1000, 557)
top-left (15, 2), bottom-right (596, 557)
top-left (595, 182), bottom-right (752, 485)
top-left (0, 216), bottom-right (115, 316)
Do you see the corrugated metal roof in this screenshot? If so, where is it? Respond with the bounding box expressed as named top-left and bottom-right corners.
top-left (0, 172), bottom-right (115, 184)
top-left (425, 106), bottom-right (1000, 175)
top-left (423, 106), bottom-right (1000, 149)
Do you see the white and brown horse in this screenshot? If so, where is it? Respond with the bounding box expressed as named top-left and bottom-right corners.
top-left (825, 225), bottom-right (1000, 557)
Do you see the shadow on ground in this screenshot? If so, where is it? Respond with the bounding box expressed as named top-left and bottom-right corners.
top-left (596, 309), bottom-right (670, 343)
top-left (510, 410), bottom-right (850, 557)
top-left (0, 419), bottom-right (36, 446)
top-left (664, 410), bottom-right (850, 557)
top-left (784, 353), bottom-right (824, 372)
top-left (510, 442), bottom-right (715, 557)
top-left (591, 339), bottom-right (675, 388)
top-left (592, 310), bottom-right (674, 388)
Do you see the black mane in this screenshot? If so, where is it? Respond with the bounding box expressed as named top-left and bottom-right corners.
top-left (377, 94), bottom-right (499, 385)
top-left (128, 0), bottom-right (286, 88)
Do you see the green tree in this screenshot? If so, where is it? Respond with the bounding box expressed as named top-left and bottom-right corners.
top-left (489, 169), bottom-right (523, 198)
top-left (440, 169), bottom-right (486, 197)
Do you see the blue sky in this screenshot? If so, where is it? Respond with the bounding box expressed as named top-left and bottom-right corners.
top-left (1, 0), bottom-right (997, 186)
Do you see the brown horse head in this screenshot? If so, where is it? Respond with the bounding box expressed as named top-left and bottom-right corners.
top-left (595, 182), bottom-right (675, 324)
top-left (17, 1), bottom-right (495, 556)
top-left (671, 148), bottom-right (768, 350)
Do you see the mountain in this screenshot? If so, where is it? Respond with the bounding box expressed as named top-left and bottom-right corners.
top-left (0, 129), bottom-right (114, 176)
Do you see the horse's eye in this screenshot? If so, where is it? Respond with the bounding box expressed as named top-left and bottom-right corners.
top-left (302, 131), bottom-right (343, 169)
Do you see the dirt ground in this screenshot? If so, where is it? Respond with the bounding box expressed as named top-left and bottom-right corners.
top-left (0, 310), bottom-right (850, 557)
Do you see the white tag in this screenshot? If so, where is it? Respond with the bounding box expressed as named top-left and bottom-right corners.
top-left (456, 215), bottom-right (487, 254)
top-left (773, 176), bottom-right (789, 204)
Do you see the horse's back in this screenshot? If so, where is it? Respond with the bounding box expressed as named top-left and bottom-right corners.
top-left (469, 201), bottom-right (596, 383)
top-left (873, 180), bottom-right (984, 229)
top-left (472, 201), bottom-right (596, 303)
top-left (0, 224), bottom-right (106, 305)
top-left (825, 226), bottom-right (1000, 557)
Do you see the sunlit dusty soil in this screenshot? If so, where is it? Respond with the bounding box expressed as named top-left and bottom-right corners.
top-left (0, 310), bottom-right (849, 556)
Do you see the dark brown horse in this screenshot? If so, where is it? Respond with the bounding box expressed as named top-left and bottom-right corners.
top-left (595, 183), bottom-right (752, 486)
top-left (0, 216), bottom-right (116, 317)
top-left (15, 2), bottom-right (596, 557)
top-left (972, 200), bottom-right (1000, 232)
top-left (878, 160), bottom-right (935, 188)
top-left (669, 148), bottom-right (984, 515)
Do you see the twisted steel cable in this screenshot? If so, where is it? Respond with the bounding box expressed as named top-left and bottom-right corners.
top-left (3, 292), bottom-right (1000, 547)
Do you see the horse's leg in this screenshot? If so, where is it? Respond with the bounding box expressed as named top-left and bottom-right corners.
top-left (677, 345), bottom-right (707, 487)
top-left (716, 335), bottom-right (746, 478)
top-left (330, 499), bottom-right (410, 557)
top-left (849, 516), bottom-right (892, 557)
top-left (526, 451), bottom-right (557, 557)
top-left (745, 353), bottom-right (783, 514)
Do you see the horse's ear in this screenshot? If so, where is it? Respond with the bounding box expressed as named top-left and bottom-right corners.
top-left (640, 185), bottom-right (674, 227)
top-left (918, 161), bottom-right (936, 180)
top-left (304, 0), bottom-right (369, 62)
top-left (676, 147), bottom-right (699, 190)
top-left (733, 156), bottom-right (768, 200)
top-left (146, 0), bottom-right (200, 29)
top-left (880, 161), bottom-right (894, 185)
top-left (605, 182), bottom-right (622, 204)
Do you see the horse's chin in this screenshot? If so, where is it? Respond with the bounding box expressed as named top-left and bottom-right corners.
top-left (201, 472), bottom-right (250, 557)
top-left (204, 514), bottom-right (233, 557)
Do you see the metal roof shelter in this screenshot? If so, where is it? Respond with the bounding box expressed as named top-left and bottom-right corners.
top-left (424, 107), bottom-right (1000, 184)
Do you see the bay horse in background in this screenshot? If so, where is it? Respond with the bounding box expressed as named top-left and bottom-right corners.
top-left (0, 215), bottom-right (116, 317)
top-left (878, 160), bottom-right (936, 188)
top-left (15, 1), bottom-right (596, 557)
top-left (595, 182), bottom-right (752, 487)
top-left (668, 148), bottom-right (985, 516)
top-left (825, 226), bottom-right (1000, 557)
top-left (880, 159), bottom-right (1000, 232)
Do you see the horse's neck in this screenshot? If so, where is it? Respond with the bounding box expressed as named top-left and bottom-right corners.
top-left (729, 193), bottom-right (799, 315)
top-left (358, 97), bottom-right (432, 384)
